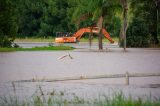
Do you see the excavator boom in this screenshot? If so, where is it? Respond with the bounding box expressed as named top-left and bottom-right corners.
top-left (102, 28), bottom-right (114, 43)
top-left (55, 27), bottom-right (114, 43)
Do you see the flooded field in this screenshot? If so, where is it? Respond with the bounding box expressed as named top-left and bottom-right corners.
top-left (0, 48), bottom-right (160, 101)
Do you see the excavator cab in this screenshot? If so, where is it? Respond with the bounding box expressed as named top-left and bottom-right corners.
top-left (55, 32), bottom-right (76, 43)
top-left (56, 32), bottom-right (71, 37)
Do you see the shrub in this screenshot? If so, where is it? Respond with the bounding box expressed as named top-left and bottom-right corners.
top-left (0, 0), bottom-right (17, 47)
top-left (126, 18), bottom-right (151, 47)
top-left (0, 35), bottom-right (14, 48)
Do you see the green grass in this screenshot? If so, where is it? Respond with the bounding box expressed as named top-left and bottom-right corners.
top-left (80, 37), bottom-right (119, 42)
top-left (0, 46), bottom-right (74, 52)
top-left (15, 37), bottom-right (54, 42)
top-left (0, 91), bottom-right (159, 106)
top-left (15, 37), bottom-right (119, 43)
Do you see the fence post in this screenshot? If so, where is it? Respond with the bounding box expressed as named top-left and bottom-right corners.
top-left (125, 72), bottom-right (129, 85)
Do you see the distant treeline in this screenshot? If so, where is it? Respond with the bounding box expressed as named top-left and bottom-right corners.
top-left (0, 0), bottom-right (159, 47)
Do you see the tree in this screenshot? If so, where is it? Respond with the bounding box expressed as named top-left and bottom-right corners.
top-left (154, 0), bottom-right (160, 41)
top-left (126, 18), bottom-right (151, 47)
top-left (14, 0), bottom-right (45, 37)
top-left (0, 0), bottom-right (18, 47)
top-left (130, 0), bottom-right (159, 44)
top-left (13, 0), bottom-right (72, 38)
top-left (120, 0), bottom-right (128, 50)
top-left (72, 0), bottom-right (120, 50)
top-left (39, 0), bottom-right (70, 37)
top-left (106, 17), bottom-right (121, 38)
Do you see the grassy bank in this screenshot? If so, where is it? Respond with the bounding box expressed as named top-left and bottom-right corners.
top-left (0, 83), bottom-right (159, 106)
top-left (15, 37), bottom-right (119, 43)
top-left (80, 37), bottom-right (119, 42)
top-left (15, 38), bottom-right (54, 42)
top-left (0, 91), bottom-right (159, 106)
top-left (0, 46), bottom-right (74, 52)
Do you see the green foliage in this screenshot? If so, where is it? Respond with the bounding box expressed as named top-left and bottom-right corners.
top-left (71, 0), bottom-right (121, 28)
top-left (126, 18), bottom-right (151, 47)
top-left (34, 96), bottom-right (43, 106)
top-left (0, 0), bottom-right (18, 47)
top-left (15, 0), bottom-right (46, 37)
top-left (14, 0), bottom-right (72, 38)
top-left (130, 0), bottom-right (159, 44)
top-left (0, 91), bottom-right (160, 106)
top-left (0, 0), bottom-right (159, 46)
top-left (39, 0), bottom-right (69, 35)
top-left (106, 16), bottom-right (121, 37)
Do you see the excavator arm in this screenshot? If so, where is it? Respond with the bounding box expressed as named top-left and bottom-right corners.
top-left (72, 27), bottom-right (98, 41)
top-left (102, 28), bottom-right (114, 43)
top-left (72, 27), bottom-right (114, 43)
top-left (55, 27), bottom-right (114, 43)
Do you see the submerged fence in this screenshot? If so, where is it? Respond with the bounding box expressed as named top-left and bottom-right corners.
top-left (15, 72), bottom-right (160, 85)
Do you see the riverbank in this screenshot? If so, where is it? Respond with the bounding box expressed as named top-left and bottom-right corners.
top-left (15, 37), bottom-right (119, 43)
top-left (0, 46), bottom-right (74, 52)
top-left (0, 91), bottom-right (159, 106)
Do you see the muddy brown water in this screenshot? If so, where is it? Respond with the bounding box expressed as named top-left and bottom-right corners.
top-left (0, 48), bottom-right (160, 100)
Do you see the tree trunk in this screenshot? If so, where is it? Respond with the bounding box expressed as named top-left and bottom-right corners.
top-left (89, 27), bottom-right (93, 48)
top-left (158, 1), bottom-right (160, 41)
top-left (156, 0), bottom-right (159, 44)
top-left (121, 0), bottom-right (128, 51)
top-left (98, 33), bottom-right (103, 50)
top-left (97, 16), bottom-right (103, 50)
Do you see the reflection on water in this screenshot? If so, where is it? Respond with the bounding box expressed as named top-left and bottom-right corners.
top-left (0, 48), bottom-right (160, 99)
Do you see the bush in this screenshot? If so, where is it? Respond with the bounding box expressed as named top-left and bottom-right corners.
top-left (106, 17), bottom-right (121, 37)
top-left (0, 0), bottom-right (17, 47)
top-left (158, 23), bottom-right (160, 41)
top-left (0, 38), bottom-right (13, 48)
top-left (126, 18), bottom-right (151, 47)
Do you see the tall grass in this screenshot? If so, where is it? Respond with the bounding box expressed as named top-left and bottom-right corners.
top-left (0, 90), bottom-right (159, 106)
top-left (0, 81), bottom-right (159, 106)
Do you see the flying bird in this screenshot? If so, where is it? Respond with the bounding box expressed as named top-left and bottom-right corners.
top-left (58, 53), bottom-right (73, 60)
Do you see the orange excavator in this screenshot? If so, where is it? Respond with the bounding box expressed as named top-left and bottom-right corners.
top-left (55, 27), bottom-right (114, 43)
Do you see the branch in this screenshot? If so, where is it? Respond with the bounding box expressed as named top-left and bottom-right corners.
top-left (75, 13), bottom-right (92, 24)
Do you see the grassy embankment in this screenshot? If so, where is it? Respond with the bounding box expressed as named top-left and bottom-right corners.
top-left (0, 91), bottom-right (159, 106)
top-left (15, 37), bottom-right (119, 42)
top-left (0, 46), bottom-right (74, 52)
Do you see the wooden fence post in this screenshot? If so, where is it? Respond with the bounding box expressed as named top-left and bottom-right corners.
top-left (125, 72), bottom-right (129, 85)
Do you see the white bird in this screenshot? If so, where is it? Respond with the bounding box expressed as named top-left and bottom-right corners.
top-left (58, 53), bottom-right (73, 60)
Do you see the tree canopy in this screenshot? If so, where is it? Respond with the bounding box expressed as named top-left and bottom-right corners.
top-left (0, 0), bottom-right (159, 47)
top-left (0, 0), bottom-right (18, 47)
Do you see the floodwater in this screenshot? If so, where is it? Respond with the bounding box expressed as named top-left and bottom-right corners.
top-left (0, 48), bottom-right (160, 100)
